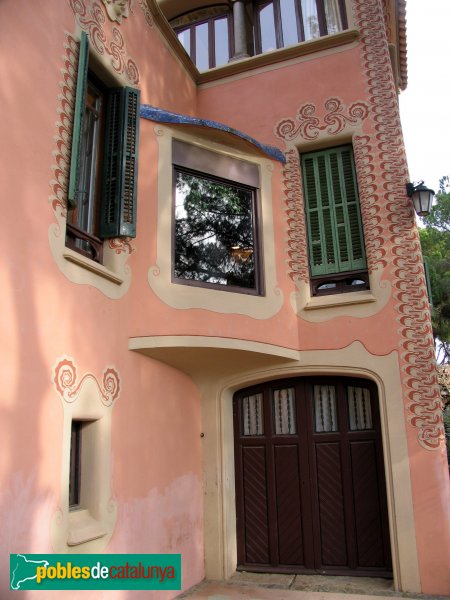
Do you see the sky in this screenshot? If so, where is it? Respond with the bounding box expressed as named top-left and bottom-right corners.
top-left (399, 0), bottom-right (450, 194)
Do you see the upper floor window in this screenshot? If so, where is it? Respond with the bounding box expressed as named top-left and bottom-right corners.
top-left (66, 32), bottom-right (140, 263)
top-left (255, 0), bottom-right (347, 52)
top-left (172, 5), bottom-right (232, 71)
top-left (301, 145), bottom-right (368, 296)
top-left (172, 140), bottom-right (262, 294)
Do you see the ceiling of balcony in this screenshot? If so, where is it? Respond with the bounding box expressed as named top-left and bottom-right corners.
top-left (157, 0), bottom-right (227, 21)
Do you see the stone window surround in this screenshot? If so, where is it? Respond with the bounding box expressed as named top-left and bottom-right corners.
top-left (148, 125), bottom-right (284, 318)
top-left (50, 360), bottom-right (118, 553)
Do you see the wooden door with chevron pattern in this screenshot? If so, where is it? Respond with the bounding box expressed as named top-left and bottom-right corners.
top-left (233, 377), bottom-right (392, 576)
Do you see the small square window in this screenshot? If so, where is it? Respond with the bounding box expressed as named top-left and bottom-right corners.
top-left (69, 420), bottom-right (82, 508)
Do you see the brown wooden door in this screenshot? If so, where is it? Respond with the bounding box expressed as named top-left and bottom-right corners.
top-left (233, 377), bottom-right (392, 576)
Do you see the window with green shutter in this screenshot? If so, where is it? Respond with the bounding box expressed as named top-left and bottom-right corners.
top-left (301, 146), bottom-right (368, 295)
top-left (66, 32), bottom-right (140, 264)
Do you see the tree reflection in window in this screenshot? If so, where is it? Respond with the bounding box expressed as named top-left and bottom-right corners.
top-left (174, 169), bottom-right (258, 291)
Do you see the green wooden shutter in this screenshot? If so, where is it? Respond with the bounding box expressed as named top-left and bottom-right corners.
top-left (302, 146), bottom-right (367, 277)
top-left (68, 31), bottom-right (89, 209)
top-left (99, 87), bottom-right (140, 238)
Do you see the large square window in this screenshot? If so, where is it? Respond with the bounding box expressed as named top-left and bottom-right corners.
top-left (172, 141), bottom-right (262, 294)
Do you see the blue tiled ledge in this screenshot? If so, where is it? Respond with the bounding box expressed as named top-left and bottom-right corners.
top-left (140, 104), bottom-right (286, 163)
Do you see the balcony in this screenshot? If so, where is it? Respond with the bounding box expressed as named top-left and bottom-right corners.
top-left (156, 0), bottom-right (355, 82)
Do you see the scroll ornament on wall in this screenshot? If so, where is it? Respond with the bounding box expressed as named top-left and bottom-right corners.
top-left (275, 98), bottom-right (369, 142)
top-left (69, 0), bottom-right (139, 84)
top-left (53, 356), bottom-right (121, 406)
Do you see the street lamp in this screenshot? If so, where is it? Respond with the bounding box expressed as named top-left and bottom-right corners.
top-left (406, 181), bottom-right (435, 217)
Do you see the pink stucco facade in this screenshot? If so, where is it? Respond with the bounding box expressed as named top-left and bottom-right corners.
top-left (0, 0), bottom-right (449, 597)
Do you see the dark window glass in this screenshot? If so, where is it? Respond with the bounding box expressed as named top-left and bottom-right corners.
top-left (174, 169), bottom-right (257, 291)
top-left (67, 77), bottom-right (105, 261)
top-left (214, 17), bottom-right (230, 67)
top-left (69, 421), bottom-right (82, 508)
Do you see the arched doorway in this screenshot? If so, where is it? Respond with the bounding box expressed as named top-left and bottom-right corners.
top-left (233, 376), bottom-right (392, 576)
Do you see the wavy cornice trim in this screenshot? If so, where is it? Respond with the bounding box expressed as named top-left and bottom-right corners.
top-left (140, 104), bottom-right (286, 163)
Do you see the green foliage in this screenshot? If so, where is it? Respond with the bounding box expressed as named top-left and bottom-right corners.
top-left (444, 405), bottom-right (450, 463)
top-left (420, 178), bottom-right (450, 461)
top-left (419, 176), bottom-right (450, 364)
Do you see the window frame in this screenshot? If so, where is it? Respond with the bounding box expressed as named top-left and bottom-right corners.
top-left (301, 144), bottom-right (369, 297)
top-left (173, 7), bottom-right (234, 70)
top-left (65, 31), bottom-right (140, 265)
top-left (254, 0), bottom-right (348, 54)
top-left (171, 140), bottom-right (264, 296)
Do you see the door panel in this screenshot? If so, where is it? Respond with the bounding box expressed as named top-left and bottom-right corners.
top-left (241, 446), bottom-right (270, 564)
top-left (234, 377), bottom-right (392, 576)
top-left (350, 440), bottom-right (386, 567)
top-left (274, 444), bottom-right (304, 565)
top-left (315, 442), bottom-right (348, 567)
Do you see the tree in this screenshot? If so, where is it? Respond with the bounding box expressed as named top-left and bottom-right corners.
top-left (419, 176), bottom-right (450, 363)
top-left (174, 171), bottom-right (256, 289)
top-left (437, 364), bottom-right (450, 463)
top-left (419, 176), bottom-right (450, 461)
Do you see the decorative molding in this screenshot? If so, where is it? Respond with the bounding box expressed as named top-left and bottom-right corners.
top-left (275, 98), bottom-right (369, 141)
top-left (353, 134), bottom-right (388, 272)
top-left (137, 0), bottom-right (154, 27)
top-left (108, 238), bottom-right (136, 254)
top-left (282, 149), bottom-right (309, 284)
top-left (101, 0), bottom-right (130, 23)
top-left (353, 0), bottom-right (443, 450)
top-left (53, 356), bottom-right (121, 407)
top-left (49, 32), bottom-right (78, 216)
top-left (68, 0), bottom-right (139, 84)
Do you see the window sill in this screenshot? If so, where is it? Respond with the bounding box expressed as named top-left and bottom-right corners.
top-left (63, 248), bottom-right (124, 285)
top-left (67, 509), bottom-right (107, 547)
top-left (304, 290), bottom-right (377, 310)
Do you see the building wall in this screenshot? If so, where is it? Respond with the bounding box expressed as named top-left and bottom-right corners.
top-left (0, 0), bottom-right (449, 597)
top-left (0, 1), bottom-right (203, 598)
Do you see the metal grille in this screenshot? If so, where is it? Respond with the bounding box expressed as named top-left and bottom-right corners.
top-left (348, 386), bottom-right (373, 430)
top-left (243, 393), bottom-right (264, 436)
top-left (314, 385), bottom-right (338, 432)
top-left (273, 388), bottom-right (296, 434)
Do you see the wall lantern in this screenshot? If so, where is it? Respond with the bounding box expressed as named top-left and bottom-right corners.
top-left (406, 181), bottom-right (435, 217)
